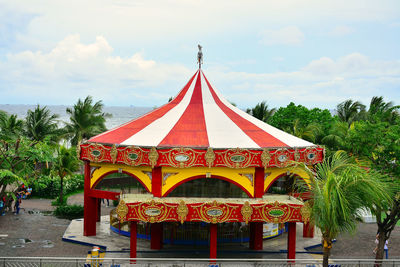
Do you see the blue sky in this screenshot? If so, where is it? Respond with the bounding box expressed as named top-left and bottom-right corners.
top-left (0, 0), bottom-right (399, 110)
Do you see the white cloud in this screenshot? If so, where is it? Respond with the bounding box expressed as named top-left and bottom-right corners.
top-left (260, 26), bottom-right (305, 46)
top-left (329, 25), bottom-right (355, 37)
top-left (0, 34), bottom-right (399, 109)
top-left (0, 35), bottom-right (191, 105)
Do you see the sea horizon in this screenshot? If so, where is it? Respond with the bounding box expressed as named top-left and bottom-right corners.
top-left (0, 104), bottom-right (153, 130)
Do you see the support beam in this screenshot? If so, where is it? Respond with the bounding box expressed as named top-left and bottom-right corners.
top-left (287, 222), bottom-right (297, 260)
top-left (152, 167), bottom-right (162, 197)
top-left (84, 161), bottom-right (96, 236)
top-left (254, 167), bottom-right (265, 198)
top-left (150, 223), bottom-right (163, 249)
top-left (96, 198), bottom-right (101, 222)
top-left (303, 222), bottom-right (314, 238)
top-left (209, 223), bottom-right (217, 259)
top-left (130, 221), bottom-right (137, 259)
top-left (249, 222), bottom-right (263, 250)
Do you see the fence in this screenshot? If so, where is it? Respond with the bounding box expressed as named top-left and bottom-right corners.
top-left (1, 258), bottom-right (400, 267)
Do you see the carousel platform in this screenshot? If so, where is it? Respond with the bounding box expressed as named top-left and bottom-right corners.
top-left (62, 216), bottom-right (324, 259)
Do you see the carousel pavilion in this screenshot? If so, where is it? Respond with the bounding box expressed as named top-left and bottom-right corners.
top-left (78, 52), bottom-right (324, 259)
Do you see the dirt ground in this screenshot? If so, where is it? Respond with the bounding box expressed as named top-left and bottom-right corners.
top-left (0, 194), bottom-right (399, 259)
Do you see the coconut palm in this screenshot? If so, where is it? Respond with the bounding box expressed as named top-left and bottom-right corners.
top-left (64, 96), bottom-right (111, 146)
top-left (25, 105), bottom-right (60, 143)
top-left (246, 101), bottom-right (276, 123)
top-left (367, 96), bottom-right (400, 124)
top-left (336, 100), bottom-right (365, 125)
top-left (297, 151), bottom-right (391, 267)
top-left (52, 146), bottom-right (80, 205)
top-left (284, 119), bottom-right (321, 143)
top-left (0, 112), bottom-right (24, 140)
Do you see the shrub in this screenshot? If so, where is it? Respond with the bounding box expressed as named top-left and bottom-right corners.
top-left (51, 195), bottom-right (69, 206)
top-left (32, 174), bottom-right (84, 199)
top-left (53, 204), bottom-right (84, 220)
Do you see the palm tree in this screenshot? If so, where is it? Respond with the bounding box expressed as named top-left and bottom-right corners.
top-left (64, 96), bottom-right (111, 146)
top-left (336, 100), bottom-right (365, 125)
top-left (284, 119), bottom-right (321, 143)
top-left (367, 96), bottom-right (400, 124)
top-left (0, 112), bottom-right (24, 140)
top-left (52, 146), bottom-right (80, 205)
top-left (246, 101), bottom-right (276, 123)
top-left (25, 105), bottom-right (60, 143)
top-left (297, 151), bottom-right (391, 267)
top-left (321, 121), bottom-right (350, 151)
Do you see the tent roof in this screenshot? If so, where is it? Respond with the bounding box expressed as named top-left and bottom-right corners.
top-left (89, 70), bottom-right (315, 149)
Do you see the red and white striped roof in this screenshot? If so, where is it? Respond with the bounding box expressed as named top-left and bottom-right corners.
top-left (89, 70), bottom-right (315, 149)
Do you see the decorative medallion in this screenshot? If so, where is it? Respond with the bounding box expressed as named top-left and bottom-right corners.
top-left (120, 146), bottom-right (145, 166)
top-left (272, 148), bottom-right (291, 168)
top-left (110, 144), bottom-right (118, 163)
top-left (148, 147), bottom-right (159, 168)
top-left (205, 147), bottom-right (215, 168)
top-left (86, 143), bottom-right (107, 163)
top-left (160, 147), bottom-right (204, 168)
top-left (241, 201), bottom-right (253, 224)
top-left (116, 200), bottom-right (129, 223)
top-left (216, 148), bottom-right (258, 169)
top-left (261, 148), bottom-right (271, 168)
top-left (268, 209), bottom-right (285, 217)
top-left (193, 200), bottom-right (239, 224)
top-left (304, 148), bottom-right (318, 164)
top-left (177, 200), bottom-right (189, 224)
top-left (144, 207), bottom-right (162, 216)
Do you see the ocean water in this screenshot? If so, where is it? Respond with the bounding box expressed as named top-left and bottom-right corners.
top-left (0, 104), bottom-right (153, 130)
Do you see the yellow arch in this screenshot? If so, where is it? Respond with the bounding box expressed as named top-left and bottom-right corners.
top-left (90, 163), bottom-right (152, 192)
top-left (264, 166), bottom-right (311, 193)
top-left (161, 167), bottom-right (255, 197)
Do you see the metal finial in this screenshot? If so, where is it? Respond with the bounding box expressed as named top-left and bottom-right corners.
top-left (197, 44), bottom-right (203, 69)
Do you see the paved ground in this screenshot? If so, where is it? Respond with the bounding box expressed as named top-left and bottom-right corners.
top-left (0, 194), bottom-right (399, 259)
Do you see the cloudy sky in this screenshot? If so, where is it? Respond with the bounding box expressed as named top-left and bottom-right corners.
top-left (1, 0), bottom-right (399, 109)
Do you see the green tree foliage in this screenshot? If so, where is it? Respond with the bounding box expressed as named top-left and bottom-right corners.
top-left (52, 146), bottom-right (80, 205)
top-left (64, 96), bottom-right (111, 146)
top-left (268, 102), bottom-right (334, 141)
top-left (246, 101), bottom-right (276, 123)
top-left (25, 105), bottom-right (60, 143)
top-left (344, 120), bottom-right (400, 260)
top-left (0, 137), bottom-right (53, 198)
top-left (298, 151), bottom-right (391, 267)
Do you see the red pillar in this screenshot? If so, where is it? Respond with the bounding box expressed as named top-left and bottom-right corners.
top-left (303, 222), bottom-right (314, 238)
top-left (254, 167), bottom-right (265, 198)
top-left (130, 221), bottom-right (137, 259)
top-left (249, 223), bottom-right (255, 249)
top-left (287, 222), bottom-right (297, 260)
top-left (152, 167), bottom-right (162, 197)
top-left (84, 161), bottom-right (96, 236)
top-left (253, 222), bottom-right (263, 250)
top-left (150, 223), bottom-right (163, 249)
top-left (96, 198), bottom-right (101, 222)
top-left (210, 223), bottom-right (217, 259)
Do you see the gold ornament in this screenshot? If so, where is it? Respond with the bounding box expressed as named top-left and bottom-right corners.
top-left (294, 148), bottom-right (300, 162)
top-left (116, 200), bottom-right (129, 223)
top-left (148, 147), bottom-right (159, 168)
top-left (241, 201), bottom-right (253, 224)
top-left (205, 147), bottom-right (215, 168)
top-left (110, 144), bottom-right (118, 164)
top-left (177, 200), bottom-right (189, 224)
top-left (300, 201), bottom-right (311, 223)
top-left (261, 148), bottom-right (271, 168)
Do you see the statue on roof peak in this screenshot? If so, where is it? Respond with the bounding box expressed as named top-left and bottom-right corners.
top-left (197, 44), bottom-right (203, 69)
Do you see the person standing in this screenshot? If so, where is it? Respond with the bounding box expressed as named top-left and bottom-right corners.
top-left (14, 193), bottom-right (21, 215)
